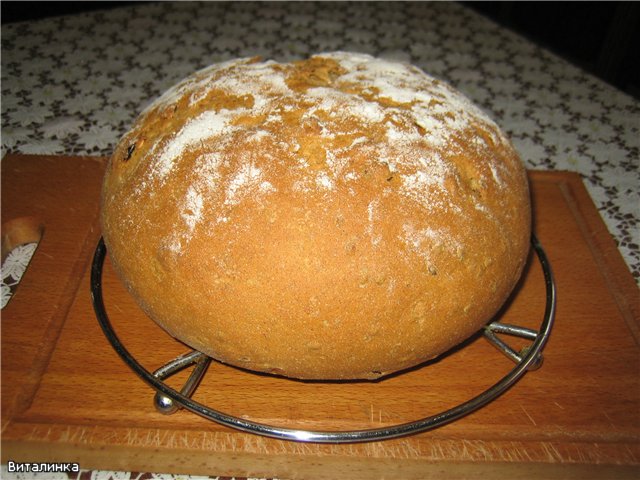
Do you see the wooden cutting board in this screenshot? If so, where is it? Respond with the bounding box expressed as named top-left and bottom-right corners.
top-left (1, 154), bottom-right (639, 479)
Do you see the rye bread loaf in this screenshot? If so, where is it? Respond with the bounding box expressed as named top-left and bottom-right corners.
top-left (101, 52), bottom-right (531, 380)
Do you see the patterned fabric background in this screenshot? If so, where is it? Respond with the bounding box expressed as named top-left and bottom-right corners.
top-left (2, 1), bottom-right (638, 284)
top-left (0, 467), bottom-right (270, 480)
top-left (1, 2), bottom-right (638, 479)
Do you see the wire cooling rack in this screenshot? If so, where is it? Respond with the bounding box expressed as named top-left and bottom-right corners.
top-left (91, 235), bottom-right (556, 443)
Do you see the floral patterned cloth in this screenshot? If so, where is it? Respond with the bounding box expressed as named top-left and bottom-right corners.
top-left (1, 1), bottom-right (638, 478)
top-left (2, 2), bottom-right (638, 284)
top-left (1, 243), bottom-right (37, 308)
top-left (0, 467), bottom-right (261, 480)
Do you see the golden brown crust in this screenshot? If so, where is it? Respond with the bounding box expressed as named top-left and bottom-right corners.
top-left (101, 52), bottom-right (531, 380)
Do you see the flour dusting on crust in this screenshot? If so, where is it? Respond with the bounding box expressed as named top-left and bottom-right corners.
top-left (114, 52), bottom-right (518, 253)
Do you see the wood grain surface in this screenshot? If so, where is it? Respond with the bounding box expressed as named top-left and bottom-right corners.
top-left (1, 154), bottom-right (639, 479)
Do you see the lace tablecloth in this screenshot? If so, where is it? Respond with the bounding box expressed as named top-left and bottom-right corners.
top-left (1, 2), bottom-right (638, 478)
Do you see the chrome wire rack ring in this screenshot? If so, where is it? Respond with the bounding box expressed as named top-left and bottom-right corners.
top-left (91, 234), bottom-right (556, 444)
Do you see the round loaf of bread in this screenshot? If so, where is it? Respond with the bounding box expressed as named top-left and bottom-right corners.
top-left (101, 52), bottom-right (531, 380)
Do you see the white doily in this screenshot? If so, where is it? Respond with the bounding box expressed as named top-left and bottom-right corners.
top-left (1, 243), bottom-right (38, 309)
